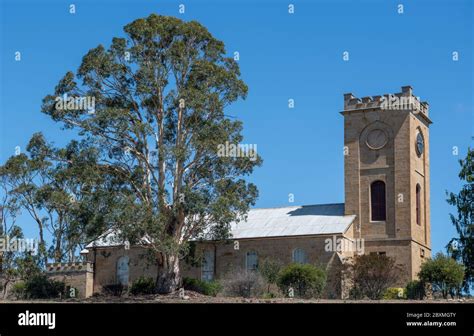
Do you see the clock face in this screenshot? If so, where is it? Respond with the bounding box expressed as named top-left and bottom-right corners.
top-left (366, 129), bottom-right (388, 149)
top-left (416, 132), bottom-right (424, 155)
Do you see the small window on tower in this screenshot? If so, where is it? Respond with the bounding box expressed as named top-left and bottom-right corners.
top-left (416, 184), bottom-right (421, 225)
top-left (420, 249), bottom-right (425, 258)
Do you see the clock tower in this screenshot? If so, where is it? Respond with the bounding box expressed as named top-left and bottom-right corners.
top-left (341, 86), bottom-right (432, 282)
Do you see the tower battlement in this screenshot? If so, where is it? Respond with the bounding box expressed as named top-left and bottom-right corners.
top-left (343, 86), bottom-right (430, 117)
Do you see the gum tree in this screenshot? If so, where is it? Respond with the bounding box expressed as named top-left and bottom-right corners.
top-left (446, 147), bottom-right (473, 292)
top-left (41, 14), bottom-right (261, 293)
top-left (1, 133), bottom-right (114, 264)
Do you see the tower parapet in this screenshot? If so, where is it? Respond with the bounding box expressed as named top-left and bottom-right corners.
top-left (343, 86), bottom-right (430, 121)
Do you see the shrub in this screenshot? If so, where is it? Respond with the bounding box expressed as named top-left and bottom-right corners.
top-left (418, 253), bottom-right (464, 299)
top-left (277, 263), bottom-right (326, 298)
top-left (24, 275), bottom-right (65, 299)
top-left (222, 270), bottom-right (265, 298)
top-left (382, 287), bottom-right (406, 300)
top-left (259, 258), bottom-right (282, 293)
top-left (182, 277), bottom-right (222, 297)
top-left (347, 254), bottom-right (401, 300)
top-left (130, 277), bottom-right (155, 296)
top-left (102, 283), bottom-right (125, 297)
top-left (349, 286), bottom-right (364, 300)
top-left (11, 281), bottom-right (26, 299)
top-left (406, 280), bottom-right (426, 300)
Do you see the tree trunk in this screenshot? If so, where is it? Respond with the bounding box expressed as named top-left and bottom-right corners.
top-left (37, 224), bottom-right (48, 267)
top-left (155, 253), bottom-right (181, 294)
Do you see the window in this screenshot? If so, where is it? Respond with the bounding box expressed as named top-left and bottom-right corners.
top-left (246, 251), bottom-right (258, 271)
top-left (416, 184), bottom-right (421, 225)
top-left (201, 250), bottom-right (215, 282)
top-left (420, 249), bottom-right (425, 258)
top-left (292, 248), bottom-right (307, 264)
top-left (371, 180), bottom-right (386, 221)
top-left (116, 256), bottom-right (129, 285)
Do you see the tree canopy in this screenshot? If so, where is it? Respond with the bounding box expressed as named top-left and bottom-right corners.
top-left (39, 14), bottom-right (261, 292)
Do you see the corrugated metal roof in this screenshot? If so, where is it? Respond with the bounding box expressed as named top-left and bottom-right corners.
top-left (229, 203), bottom-right (355, 239)
top-left (85, 229), bottom-right (124, 248)
top-left (85, 203), bottom-right (355, 248)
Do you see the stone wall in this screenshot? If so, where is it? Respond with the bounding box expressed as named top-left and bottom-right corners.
top-left (46, 262), bottom-right (93, 298)
top-left (341, 86), bottom-right (432, 282)
top-left (84, 233), bottom-right (352, 298)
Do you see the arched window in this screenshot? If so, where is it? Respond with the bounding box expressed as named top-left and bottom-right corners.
top-left (292, 248), bottom-right (307, 264)
top-left (246, 251), bottom-right (258, 271)
top-left (371, 181), bottom-right (386, 221)
top-left (116, 256), bottom-right (129, 285)
top-left (416, 184), bottom-right (421, 225)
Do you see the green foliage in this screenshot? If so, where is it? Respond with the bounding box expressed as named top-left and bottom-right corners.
top-left (222, 270), bottom-right (265, 298)
top-left (129, 277), bottom-right (155, 296)
top-left (406, 280), bottom-right (426, 300)
top-left (277, 263), bottom-right (326, 299)
top-left (11, 281), bottom-right (26, 299)
top-left (24, 275), bottom-right (65, 299)
top-left (102, 284), bottom-right (126, 297)
top-left (349, 286), bottom-right (364, 300)
top-left (446, 147), bottom-right (473, 293)
top-left (15, 253), bottom-right (42, 281)
top-left (382, 287), bottom-right (406, 300)
top-left (38, 13), bottom-right (262, 294)
top-left (418, 253), bottom-right (464, 299)
top-left (182, 277), bottom-right (222, 297)
top-left (259, 258), bottom-right (282, 293)
top-left (348, 254), bottom-right (401, 300)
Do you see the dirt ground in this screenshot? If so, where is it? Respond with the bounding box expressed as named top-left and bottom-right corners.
top-left (2, 291), bottom-right (473, 304)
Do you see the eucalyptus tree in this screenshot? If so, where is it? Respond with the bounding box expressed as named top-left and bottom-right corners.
top-left (0, 133), bottom-right (111, 264)
top-left (446, 148), bottom-right (473, 293)
top-left (41, 14), bottom-right (261, 293)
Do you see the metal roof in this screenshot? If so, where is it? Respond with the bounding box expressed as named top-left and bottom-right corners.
top-left (85, 229), bottom-right (124, 248)
top-left (229, 203), bottom-right (355, 239)
top-left (85, 203), bottom-right (355, 248)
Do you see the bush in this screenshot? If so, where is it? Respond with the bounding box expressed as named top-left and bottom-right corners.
top-left (222, 270), bottom-right (265, 298)
top-left (406, 280), bottom-right (426, 300)
top-left (259, 258), bottom-right (282, 293)
top-left (277, 263), bottom-right (326, 298)
top-left (130, 277), bottom-right (155, 296)
top-left (182, 277), bottom-right (222, 297)
top-left (418, 253), bottom-right (464, 299)
top-left (102, 284), bottom-right (126, 297)
top-left (347, 254), bottom-right (401, 300)
top-left (24, 275), bottom-right (65, 299)
top-left (11, 281), bottom-right (26, 299)
top-left (349, 286), bottom-right (364, 300)
top-left (382, 287), bottom-right (406, 300)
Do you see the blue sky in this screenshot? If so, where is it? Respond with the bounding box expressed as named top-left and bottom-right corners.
top-left (0, 0), bottom-right (472, 256)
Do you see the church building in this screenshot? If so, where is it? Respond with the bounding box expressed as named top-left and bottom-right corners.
top-left (47, 86), bottom-right (432, 299)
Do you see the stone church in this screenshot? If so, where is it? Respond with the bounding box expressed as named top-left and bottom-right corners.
top-left (47, 86), bottom-right (432, 298)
